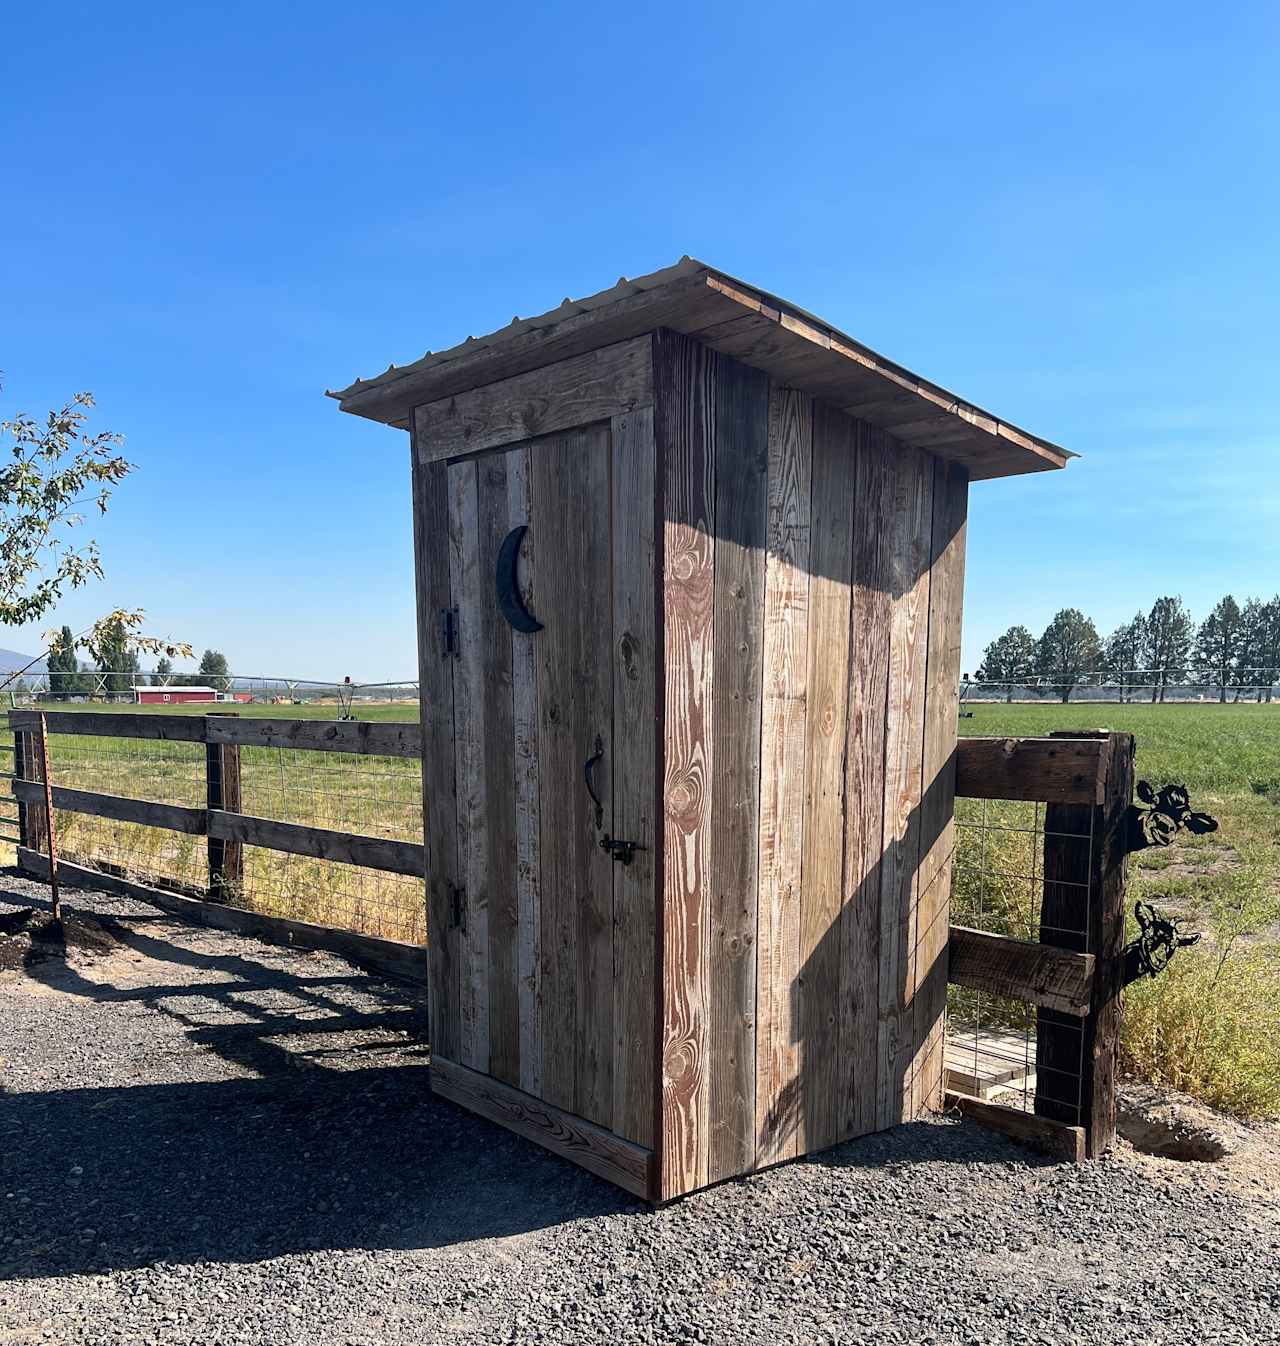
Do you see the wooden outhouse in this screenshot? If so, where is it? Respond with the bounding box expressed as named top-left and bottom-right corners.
top-left (329, 259), bottom-right (1070, 1201)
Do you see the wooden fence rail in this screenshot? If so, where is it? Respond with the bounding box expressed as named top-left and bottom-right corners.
top-left (10, 710), bottom-right (423, 757)
top-left (7, 709), bottom-right (427, 982)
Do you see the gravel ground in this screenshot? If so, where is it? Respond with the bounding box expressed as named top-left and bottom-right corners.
top-left (2, 872), bottom-right (1278, 1346)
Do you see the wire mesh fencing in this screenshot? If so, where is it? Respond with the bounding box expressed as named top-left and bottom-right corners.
top-left (946, 793), bottom-right (1096, 1125)
top-left (960, 669), bottom-right (1280, 704)
top-left (15, 720), bottom-right (427, 946)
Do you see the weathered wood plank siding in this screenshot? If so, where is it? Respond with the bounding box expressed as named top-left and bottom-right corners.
top-left (477, 454), bottom-right (520, 1087)
top-left (508, 447), bottom-right (543, 1100)
top-left (447, 458), bottom-right (491, 1073)
top-left (411, 324), bottom-right (970, 1200)
top-left (707, 360), bottom-right (769, 1182)
top-left (754, 384), bottom-right (812, 1168)
top-left (798, 403), bottom-right (856, 1154)
top-left (839, 423), bottom-right (894, 1139)
top-left (410, 453), bottom-right (461, 1065)
top-left (911, 459), bottom-right (968, 1112)
top-left (611, 407), bottom-right (659, 1149)
top-left (655, 337), bottom-right (968, 1194)
top-left (530, 426), bottom-right (616, 1127)
top-left (876, 443), bottom-right (934, 1131)
top-left (656, 330), bottom-right (717, 1199)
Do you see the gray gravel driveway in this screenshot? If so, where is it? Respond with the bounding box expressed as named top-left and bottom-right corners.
top-left (2, 873), bottom-right (1277, 1345)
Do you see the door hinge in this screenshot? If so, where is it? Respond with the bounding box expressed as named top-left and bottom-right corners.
top-left (440, 607), bottom-right (460, 658)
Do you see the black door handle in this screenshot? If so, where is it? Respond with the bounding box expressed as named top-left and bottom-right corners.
top-left (583, 735), bottom-right (604, 830)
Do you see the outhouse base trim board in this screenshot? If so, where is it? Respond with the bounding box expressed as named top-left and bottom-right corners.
top-left (429, 1057), bottom-right (656, 1200)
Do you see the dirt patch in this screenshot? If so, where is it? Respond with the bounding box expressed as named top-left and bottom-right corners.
top-left (1134, 842), bottom-right (1241, 883)
top-left (1117, 1081), bottom-right (1280, 1199)
top-left (0, 906), bottom-right (121, 972)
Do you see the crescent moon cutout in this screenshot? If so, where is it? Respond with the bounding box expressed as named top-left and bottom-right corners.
top-left (496, 525), bottom-right (543, 633)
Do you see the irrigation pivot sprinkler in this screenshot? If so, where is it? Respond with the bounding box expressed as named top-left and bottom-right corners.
top-left (337, 676), bottom-right (356, 721)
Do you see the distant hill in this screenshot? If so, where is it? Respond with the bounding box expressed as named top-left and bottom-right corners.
top-left (0, 648), bottom-right (47, 677)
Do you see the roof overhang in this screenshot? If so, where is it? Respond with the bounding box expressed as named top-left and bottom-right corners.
top-left (327, 258), bottom-right (1073, 481)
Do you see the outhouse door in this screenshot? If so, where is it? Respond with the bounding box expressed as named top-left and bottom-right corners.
top-left (428, 413), bottom-right (657, 1151)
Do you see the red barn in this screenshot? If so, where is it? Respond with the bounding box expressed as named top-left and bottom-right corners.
top-left (135, 686), bottom-right (219, 705)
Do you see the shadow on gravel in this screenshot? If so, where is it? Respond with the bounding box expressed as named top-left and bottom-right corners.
top-left (0, 886), bottom-right (637, 1280)
top-left (0, 1064), bottom-right (635, 1280)
top-left (805, 1114), bottom-right (1066, 1175)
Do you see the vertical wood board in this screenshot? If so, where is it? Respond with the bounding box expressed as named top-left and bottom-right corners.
top-left (530, 426), bottom-right (615, 1127)
top-left (839, 424), bottom-right (894, 1139)
top-left (508, 448), bottom-right (543, 1099)
top-left (656, 331), bottom-right (717, 1198)
top-left (477, 454), bottom-right (520, 1086)
top-left (911, 458), bottom-right (968, 1113)
top-left (707, 359), bottom-right (769, 1182)
top-left (755, 383), bottom-right (812, 1167)
top-left (410, 452), bottom-right (461, 1064)
top-left (876, 440), bottom-right (933, 1131)
top-left (611, 406), bottom-right (659, 1148)
top-left (798, 403), bottom-right (856, 1152)
top-left (447, 459), bottom-right (491, 1073)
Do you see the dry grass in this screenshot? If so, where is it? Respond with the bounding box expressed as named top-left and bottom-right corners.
top-left (2, 704), bottom-right (425, 945)
top-left (959, 703), bottom-right (1280, 1121)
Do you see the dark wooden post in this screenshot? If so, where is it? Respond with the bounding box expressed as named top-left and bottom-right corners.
top-left (205, 712), bottom-right (243, 902)
top-left (13, 725), bottom-right (48, 860)
top-left (37, 713), bottom-right (62, 921)
top-left (1036, 730), bottom-right (1134, 1157)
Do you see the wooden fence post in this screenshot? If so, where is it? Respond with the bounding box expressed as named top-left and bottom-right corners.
top-left (35, 713), bottom-right (62, 921)
top-left (13, 726), bottom-right (47, 860)
top-left (205, 712), bottom-right (243, 902)
top-left (1036, 729), bottom-right (1134, 1157)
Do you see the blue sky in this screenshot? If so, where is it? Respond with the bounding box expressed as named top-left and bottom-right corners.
top-left (3, 2), bottom-right (1277, 680)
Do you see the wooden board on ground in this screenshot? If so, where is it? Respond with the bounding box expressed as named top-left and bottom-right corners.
top-left (944, 1028), bottom-right (1037, 1099)
top-left (946, 1088), bottom-right (1085, 1163)
top-left (431, 1055), bottom-right (654, 1199)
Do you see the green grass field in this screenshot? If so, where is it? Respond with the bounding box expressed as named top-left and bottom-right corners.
top-left (957, 701), bottom-right (1280, 1119)
top-left (7, 696), bottom-right (1278, 1118)
top-left (1, 699), bottom-right (425, 942)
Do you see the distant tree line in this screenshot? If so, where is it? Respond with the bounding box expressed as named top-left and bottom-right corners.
top-left (45, 624), bottom-right (232, 698)
top-left (975, 594), bottom-right (1280, 704)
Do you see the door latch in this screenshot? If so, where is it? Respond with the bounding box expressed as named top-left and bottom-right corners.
top-left (440, 607), bottom-right (460, 659)
top-left (600, 834), bottom-right (646, 866)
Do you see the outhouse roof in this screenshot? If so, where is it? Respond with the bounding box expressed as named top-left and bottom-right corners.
top-left (328, 257), bottom-right (1073, 481)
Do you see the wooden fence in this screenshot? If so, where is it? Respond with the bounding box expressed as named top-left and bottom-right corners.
top-left (9, 710), bottom-right (427, 981)
top-left (8, 710), bottom-right (1132, 1161)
